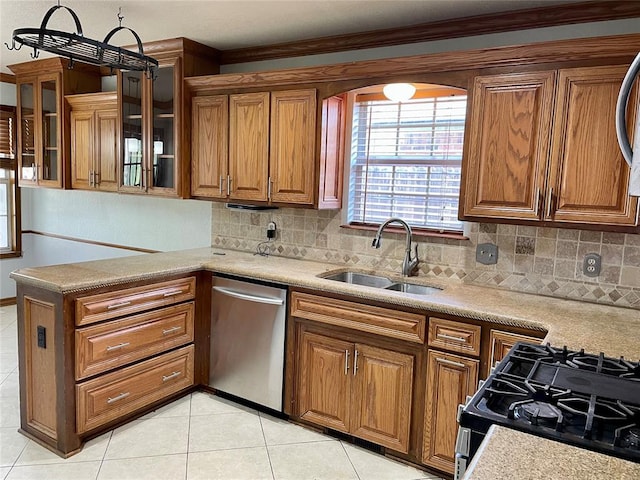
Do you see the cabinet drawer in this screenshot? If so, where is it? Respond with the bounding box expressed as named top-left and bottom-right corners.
top-left (76, 345), bottom-right (194, 434)
top-left (428, 317), bottom-right (481, 356)
top-left (76, 277), bottom-right (196, 326)
top-left (75, 302), bottom-right (194, 380)
top-left (290, 292), bottom-right (425, 343)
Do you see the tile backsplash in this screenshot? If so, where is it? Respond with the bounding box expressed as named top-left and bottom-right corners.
top-left (211, 203), bottom-right (640, 309)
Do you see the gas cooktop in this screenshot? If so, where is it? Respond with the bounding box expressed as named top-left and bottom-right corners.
top-left (459, 342), bottom-right (640, 462)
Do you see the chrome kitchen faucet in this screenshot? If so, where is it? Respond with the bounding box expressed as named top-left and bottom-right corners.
top-left (372, 217), bottom-right (420, 277)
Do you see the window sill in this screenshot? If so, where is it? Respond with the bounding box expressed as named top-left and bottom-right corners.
top-left (0, 250), bottom-right (22, 260)
top-left (340, 223), bottom-right (468, 240)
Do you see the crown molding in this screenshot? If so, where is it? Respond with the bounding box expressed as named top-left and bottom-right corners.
top-left (219, 1), bottom-right (640, 65)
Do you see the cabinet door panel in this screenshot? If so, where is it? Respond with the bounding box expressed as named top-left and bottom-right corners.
top-left (39, 75), bottom-right (62, 187)
top-left (17, 79), bottom-right (37, 185)
top-left (70, 110), bottom-right (93, 190)
top-left (96, 109), bottom-right (119, 191)
top-left (191, 95), bottom-right (228, 198)
top-left (548, 66), bottom-right (638, 225)
top-left (488, 330), bottom-right (541, 376)
top-left (229, 92), bottom-right (269, 201)
top-left (297, 330), bottom-right (351, 433)
top-left (462, 72), bottom-right (555, 220)
top-left (318, 95), bottom-right (345, 209)
top-left (423, 351), bottom-right (478, 474)
top-left (269, 89), bottom-right (316, 204)
top-left (351, 344), bottom-right (414, 453)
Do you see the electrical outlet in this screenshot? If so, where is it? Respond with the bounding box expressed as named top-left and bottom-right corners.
top-left (267, 222), bottom-right (277, 240)
top-left (583, 253), bottom-right (601, 277)
top-left (37, 325), bottom-right (46, 349)
top-left (476, 243), bottom-right (498, 265)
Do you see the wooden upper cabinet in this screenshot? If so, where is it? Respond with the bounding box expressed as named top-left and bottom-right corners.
top-left (462, 64), bottom-right (639, 230)
top-left (10, 58), bottom-right (102, 189)
top-left (318, 95), bottom-right (346, 209)
top-left (118, 39), bottom-right (220, 198)
top-left (351, 344), bottom-right (413, 453)
top-left (68, 93), bottom-right (119, 192)
top-left (189, 86), bottom-right (344, 208)
top-left (95, 109), bottom-right (119, 192)
top-left (269, 89), bottom-right (316, 204)
top-left (547, 65), bottom-right (639, 226)
top-left (462, 71), bottom-right (555, 220)
top-left (191, 95), bottom-right (228, 198)
top-left (70, 109), bottom-right (94, 190)
top-left (229, 92), bottom-right (270, 201)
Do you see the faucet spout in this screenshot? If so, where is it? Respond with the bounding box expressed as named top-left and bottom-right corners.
top-left (371, 217), bottom-right (420, 276)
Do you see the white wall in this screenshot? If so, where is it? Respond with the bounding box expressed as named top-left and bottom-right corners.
top-left (0, 233), bottom-right (140, 299)
top-left (0, 82), bottom-right (16, 106)
top-left (23, 188), bottom-right (211, 252)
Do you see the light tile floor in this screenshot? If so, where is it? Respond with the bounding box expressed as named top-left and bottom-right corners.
top-left (0, 305), bottom-right (443, 480)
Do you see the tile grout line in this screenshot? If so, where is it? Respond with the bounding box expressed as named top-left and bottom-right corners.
top-left (339, 440), bottom-right (362, 480)
top-left (258, 412), bottom-right (276, 480)
top-left (185, 393), bottom-right (193, 480)
top-left (93, 428), bottom-right (113, 479)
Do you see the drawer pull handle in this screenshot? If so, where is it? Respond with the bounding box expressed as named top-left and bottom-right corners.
top-left (438, 357), bottom-right (466, 368)
top-left (106, 342), bottom-right (130, 352)
top-left (107, 392), bottom-right (130, 404)
top-left (163, 290), bottom-right (183, 298)
top-left (162, 371), bottom-right (181, 382)
top-left (437, 333), bottom-right (467, 343)
top-left (162, 326), bottom-right (181, 335)
top-left (107, 301), bottom-right (132, 310)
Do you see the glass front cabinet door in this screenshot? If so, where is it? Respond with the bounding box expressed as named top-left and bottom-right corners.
top-left (119, 58), bottom-right (180, 196)
top-left (16, 74), bottom-right (63, 187)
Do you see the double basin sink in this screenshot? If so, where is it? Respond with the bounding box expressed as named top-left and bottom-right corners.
top-left (320, 271), bottom-right (442, 296)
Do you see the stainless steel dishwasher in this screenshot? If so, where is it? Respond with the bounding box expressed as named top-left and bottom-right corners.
top-left (209, 276), bottom-right (287, 412)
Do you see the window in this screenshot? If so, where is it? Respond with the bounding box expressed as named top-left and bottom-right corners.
top-left (346, 87), bottom-right (467, 233)
top-left (0, 105), bottom-right (20, 258)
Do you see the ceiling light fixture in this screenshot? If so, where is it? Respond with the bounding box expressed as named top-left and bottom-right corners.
top-left (383, 83), bottom-right (416, 102)
top-left (4, 2), bottom-right (158, 78)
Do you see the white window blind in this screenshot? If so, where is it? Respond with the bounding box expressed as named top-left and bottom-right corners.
top-left (347, 93), bottom-right (467, 232)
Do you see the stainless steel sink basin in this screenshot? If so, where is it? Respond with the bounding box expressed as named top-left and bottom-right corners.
top-left (321, 271), bottom-right (394, 288)
top-left (320, 271), bottom-right (442, 295)
top-left (385, 283), bottom-right (442, 295)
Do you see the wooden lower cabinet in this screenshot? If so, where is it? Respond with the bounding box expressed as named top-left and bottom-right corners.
top-left (22, 296), bottom-right (58, 441)
top-left (489, 329), bottom-right (541, 371)
top-left (351, 344), bottom-right (414, 453)
top-left (298, 331), bottom-right (352, 432)
top-left (15, 275), bottom-right (198, 457)
top-left (422, 350), bottom-right (479, 474)
top-left (297, 328), bottom-right (414, 453)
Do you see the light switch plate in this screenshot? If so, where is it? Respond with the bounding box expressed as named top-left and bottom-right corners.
top-left (476, 243), bottom-right (498, 265)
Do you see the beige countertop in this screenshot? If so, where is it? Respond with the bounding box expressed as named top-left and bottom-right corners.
top-left (465, 425), bottom-right (640, 480)
top-left (10, 246), bottom-right (639, 359)
top-left (10, 247), bottom-right (640, 478)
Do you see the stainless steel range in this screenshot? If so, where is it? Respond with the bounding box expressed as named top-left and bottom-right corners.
top-left (455, 342), bottom-right (640, 479)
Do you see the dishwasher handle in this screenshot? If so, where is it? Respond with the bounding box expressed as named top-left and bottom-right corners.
top-left (212, 285), bottom-right (285, 305)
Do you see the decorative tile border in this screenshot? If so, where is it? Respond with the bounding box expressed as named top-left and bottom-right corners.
top-left (211, 204), bottom-right (640, 310)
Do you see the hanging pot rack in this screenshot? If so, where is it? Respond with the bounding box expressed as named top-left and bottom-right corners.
top-left (5, 3), bottom-right (158, 78)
